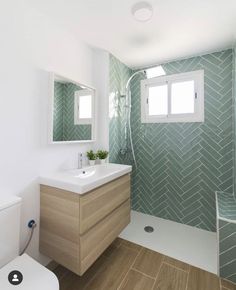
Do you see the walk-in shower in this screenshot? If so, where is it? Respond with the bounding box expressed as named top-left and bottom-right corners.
top-left (120, 70), bottom-right (146, 167)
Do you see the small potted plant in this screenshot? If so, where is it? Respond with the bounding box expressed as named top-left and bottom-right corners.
top-left (97, 150), bottom-right (109, 164)
top-left (86, 150), bottom-right (97, 166)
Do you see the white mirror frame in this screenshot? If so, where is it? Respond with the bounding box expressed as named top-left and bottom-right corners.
top-left (48, 72), bottom-right (96, 144)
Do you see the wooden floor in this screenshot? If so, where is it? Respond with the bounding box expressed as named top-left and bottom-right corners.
top-left (49, 238), bottom-right (236, 290)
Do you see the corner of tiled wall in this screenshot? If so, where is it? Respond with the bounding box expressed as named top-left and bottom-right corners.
top-left (109, 49), bottom-right (234, 232)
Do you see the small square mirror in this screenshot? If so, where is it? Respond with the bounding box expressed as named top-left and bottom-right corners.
top-left (49, 73), bottom-right (95, 143)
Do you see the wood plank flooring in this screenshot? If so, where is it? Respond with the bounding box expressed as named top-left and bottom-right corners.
top-left (49, 238), bottom-right (236, 290)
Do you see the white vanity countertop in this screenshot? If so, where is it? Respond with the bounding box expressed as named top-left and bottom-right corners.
top-left (39, 163), bottom-right (132, 194)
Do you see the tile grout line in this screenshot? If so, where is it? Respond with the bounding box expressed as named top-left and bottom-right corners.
top-left (184, 272), bottom-right (190, 290)
top-left (219, 278), bottom-right (223, 290)
top-left (162, 261), bottom-right (190, 273)
top-left (219, 244), bottom-right (236, 257)
top-left (116, 246), bottom-right (143, 290)
top-left (85, 241), bottom-right (138, 290)
top-left (129, 267), bottom-right (156, 280)
top-left (219, 231), bottom-right (236, 244)
top-left (220, 257), bottom-right (236, 272)
top-left (184, 264), bottom-right (191, 290)
top-left (221, 286), bottom-right (233, 290)
top-left (220, 277), bottom-right (235, 290)
top-left (150, 256), bottom-right (165, 290)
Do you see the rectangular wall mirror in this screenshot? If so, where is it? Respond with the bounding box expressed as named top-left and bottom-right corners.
top-left (49, 73), bottom-right (95, 143)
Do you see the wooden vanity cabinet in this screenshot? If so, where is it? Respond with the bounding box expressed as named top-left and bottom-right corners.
top-left (39, 174), bottom-right (131, 275)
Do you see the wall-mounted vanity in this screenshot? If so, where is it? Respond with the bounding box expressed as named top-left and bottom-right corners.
top-left (39, 163), bottom-right (132, 275)
top-left (48, 73), bottom-right (95, 144)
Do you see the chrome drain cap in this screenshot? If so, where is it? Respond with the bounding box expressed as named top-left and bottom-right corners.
top-left (144, 226), bottom-right (154, 233)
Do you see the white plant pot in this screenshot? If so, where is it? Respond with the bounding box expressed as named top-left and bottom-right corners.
top-left (89, 160), bottom-right (96, 166)
top-left (99, 159), bottom-right (106, 164)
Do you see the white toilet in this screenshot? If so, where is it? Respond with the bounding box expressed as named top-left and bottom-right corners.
top-left (0, 195), bottom-right (59, 289)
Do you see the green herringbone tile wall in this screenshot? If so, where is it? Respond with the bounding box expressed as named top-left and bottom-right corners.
top-left (53, 82), bottom-right (91, 141)
top-left (53, 82), bottom-right (64, 141)
top-left (109, 50), bottom-right (234, 232)
top-left (234, 48), bottom-right (236, 198)
top-left (219, 219), bottom-right (236, 283)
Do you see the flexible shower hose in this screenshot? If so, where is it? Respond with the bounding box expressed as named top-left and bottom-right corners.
top-left (127, 98), bottom-right (137, 168)
top-left (20, 220), bottom-right (37, 255)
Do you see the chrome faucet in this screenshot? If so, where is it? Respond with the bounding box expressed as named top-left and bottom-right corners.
top-left (78, 152), bottom-right (83, 169)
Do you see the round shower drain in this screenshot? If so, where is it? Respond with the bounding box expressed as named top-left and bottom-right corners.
top-left (144, 226), bottom-right (154, 233)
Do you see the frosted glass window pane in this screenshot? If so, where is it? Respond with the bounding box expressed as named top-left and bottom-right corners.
top-left (146, 66), bottom-right (166, 78)
top-left (171, 81), bottom-right (195, 114)
top-left (79, 95), bottom-right (92, 118)
top-left (148, 85), bottom-right (168, 115)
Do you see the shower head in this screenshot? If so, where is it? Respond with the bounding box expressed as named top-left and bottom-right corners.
top-left (136, 69), bottom-right (147, 76)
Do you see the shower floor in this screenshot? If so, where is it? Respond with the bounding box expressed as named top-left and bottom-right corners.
top-left (120, 210), bottom-right (217, 274)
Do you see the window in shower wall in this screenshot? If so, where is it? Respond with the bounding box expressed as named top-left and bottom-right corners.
top-left (141, 70), bottom-right (204, 123)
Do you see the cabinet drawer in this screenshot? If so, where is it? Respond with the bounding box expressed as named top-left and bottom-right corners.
top-left (79, 174), bottom-right (130, 234)
top-left (80, 199), bottom-right (130, 274)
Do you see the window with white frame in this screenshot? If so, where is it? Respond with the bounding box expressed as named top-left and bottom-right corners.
top-left (74, 89), bottom-right (93, 125)
top-left (141, 70), bottom-right (204, 123)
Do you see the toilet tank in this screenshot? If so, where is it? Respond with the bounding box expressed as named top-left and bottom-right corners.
top-left (0, 195), bottom-right (21, 268)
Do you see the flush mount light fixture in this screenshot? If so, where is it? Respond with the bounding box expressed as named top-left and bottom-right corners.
top-left (132, 2), bottom-right (153, 22)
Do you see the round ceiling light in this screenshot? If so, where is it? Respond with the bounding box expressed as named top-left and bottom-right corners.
top-left (132, 2), bottom-right (153, 22)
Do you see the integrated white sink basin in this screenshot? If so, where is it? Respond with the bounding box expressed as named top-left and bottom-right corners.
top-left (40, 163), bottom-right (132, 194)
top-left (69, 168), bottom-right (97, 179)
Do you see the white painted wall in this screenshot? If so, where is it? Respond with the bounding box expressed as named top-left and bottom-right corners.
top-left (0, 1), bottom-right (109, 265)
top-left (92, 49), bottom-right (110, 150)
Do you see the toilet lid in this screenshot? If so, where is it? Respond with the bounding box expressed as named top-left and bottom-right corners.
top-left (0, 254), bottom-right (59, 289)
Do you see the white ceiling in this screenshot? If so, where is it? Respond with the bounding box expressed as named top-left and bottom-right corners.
top-left (28, 0), bottom-right (236, 68)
